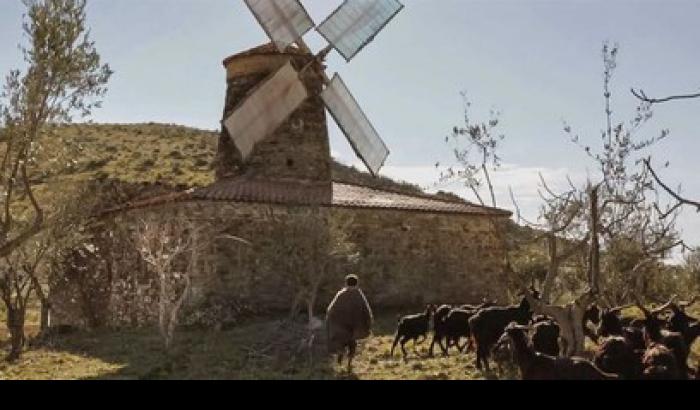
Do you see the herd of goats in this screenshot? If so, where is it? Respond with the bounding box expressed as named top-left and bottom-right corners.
top-left (389, 292), bottom-right (699, 380)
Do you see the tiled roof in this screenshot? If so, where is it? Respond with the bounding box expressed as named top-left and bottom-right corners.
top-left (191, 177), bottom-right (510, 216)
top-left (332, 183), bottom-right (511, 216)
top-left (99, 178), bottom-right (511, 217)
top-left (191, 177), bottom-right (332, 206)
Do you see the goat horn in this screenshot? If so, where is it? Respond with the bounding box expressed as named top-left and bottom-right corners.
top-left (610, 303), bottom-right (634, 314)
top-left (650, 295), bottom-right (678, 315)
top-left (632, 293), bottom-right (651, 317)
top-left (678, 295), bottom-right (698, 309)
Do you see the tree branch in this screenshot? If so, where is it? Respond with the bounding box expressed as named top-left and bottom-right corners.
top-left (631, 88), bottom-right (700, 104)
top-left (644, 158), bottom-right (700, 214)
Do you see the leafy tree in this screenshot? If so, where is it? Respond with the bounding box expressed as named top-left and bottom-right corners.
top-left (0, 0), bottom-right (111, 360)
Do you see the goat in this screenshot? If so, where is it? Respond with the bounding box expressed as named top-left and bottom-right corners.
top-left (593, 336), bottom-right (644, 380)
top-left (441, 308), bottom-right (476, 354)
top-left (468, 296), bottom-right (533, 371)
top-left (428, 304), bottom-right (453, 357)
top-left (634, 296), bottom-right (690, 379)
top-left (497, 322), bottom-right (619, 380)
top-left (582, 303), bottom-right (601, 344)
top-left (598, 307), bottom-right (646, 352)
top-left (531, 319), bottom-right (560, 356)
top-left (642, 342), bottom-right (684, 380)
top-left (460, 299), bottom-right (496, 311)
top-left (531, 314), bottom-right (552, 324)
top-left (443, 301), bottom-right (494, 353)
top-left (665, 298), bottom-right (700, 347)
top-left (491, 330), bottom-right (517, 377)
top-left (390, 304), bottom-right (436, 359)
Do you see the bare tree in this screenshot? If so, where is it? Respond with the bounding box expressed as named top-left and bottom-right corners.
top-left (437, 93), bottom-right (504, 208)
top-left (0, 0), bottom-right (111, 260)
top-left (436, 41), bottom-right (685, 357)
top-left (133, 216), bottom-right (204, 352)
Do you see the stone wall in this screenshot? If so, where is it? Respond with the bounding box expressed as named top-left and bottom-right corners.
top-left (50, 199), bottom-right (509, 328)
top-left (333, 207), bottom-right (509, 307)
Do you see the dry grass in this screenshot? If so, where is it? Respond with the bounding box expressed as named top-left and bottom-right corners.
top-left (5, 305), bottom-right (696, 380)
top-left (0, 309), bottom-right (503, 380)
top-left (13, 122), bottom-right (431, 195)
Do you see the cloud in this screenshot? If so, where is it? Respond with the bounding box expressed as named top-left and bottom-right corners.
top-left (377, 162), bottom-right (700, 262)
top-left (376, 162), bottom-right (587, 223)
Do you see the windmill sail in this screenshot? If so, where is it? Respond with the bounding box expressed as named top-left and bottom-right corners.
top-left (224, 61), bottom-right (308, 160)
top-left (316, 0), bottom-right (404, 62)
top-left (321, 74), bottom-right (389, 176)
top-left (243, 0), bottom-right (315, 52)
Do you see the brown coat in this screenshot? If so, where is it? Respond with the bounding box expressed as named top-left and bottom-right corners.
top-left (326, 286), bottom-right (374, 353)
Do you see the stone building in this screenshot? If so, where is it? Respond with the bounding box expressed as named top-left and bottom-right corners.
top-left (50, 44), bottom-right (512, 328)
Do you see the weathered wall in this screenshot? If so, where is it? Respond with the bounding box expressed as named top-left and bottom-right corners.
top-left (50, 200), bottom-right (509, 328)
top-left (332, 207), bottom-right (509, 307)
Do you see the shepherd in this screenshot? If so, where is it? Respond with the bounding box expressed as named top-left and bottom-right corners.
top-left (326, 274), bottom-right (374, 372)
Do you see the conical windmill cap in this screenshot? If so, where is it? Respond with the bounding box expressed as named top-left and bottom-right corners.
top-left (223, 42), bottom-right (312, 67)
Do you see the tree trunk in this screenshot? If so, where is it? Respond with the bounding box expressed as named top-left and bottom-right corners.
top-left (541, 234), bottom-right (559, 303)
top-left (289, 291), bottom-right (303, 321)
top-left (588, 186), bottom-right (600, 294)
top-left (6, 306), bottom-right (26, 361)
top-left (158, 272), bottom-right (168, 351)
top-left (130, 256), bottom-right (141, 327)
top-left (29, 270), bottom-right (51, 333)
top-left (40, 299), bottom-right (50, 332)
top-left (522, 290), bottom-right (592, 357)
top-left (165, 275), bottom-right (191, 352)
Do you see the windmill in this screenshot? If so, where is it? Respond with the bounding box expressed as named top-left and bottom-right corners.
top-left (225, 0), bottom-right (405, 177)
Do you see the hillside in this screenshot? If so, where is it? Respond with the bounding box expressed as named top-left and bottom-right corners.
top-left (24, 122), bottom-right (434, 200)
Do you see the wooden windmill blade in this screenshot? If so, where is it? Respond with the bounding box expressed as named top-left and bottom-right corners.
top-left (321, 74), bottom-right (389, 177)
top-left (236, 0), bottom-right (403, 176)
top-left (223, 61), bottom-right (309, 160)
top-left (243, 0), bottom-right (315, 52)
top-left (315, 0), bottom-right (405, 62)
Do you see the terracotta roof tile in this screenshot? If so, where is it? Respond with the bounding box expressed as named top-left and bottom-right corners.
top-left (99, 178), bottom-right (511, 217)
top-left (191, 177), bottom-right (332, 206)
top-left (332, 182), bottom-right (511, 216)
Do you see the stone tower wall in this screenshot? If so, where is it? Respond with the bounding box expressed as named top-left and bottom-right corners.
top-left (216, 44), bottom-right (332, 183)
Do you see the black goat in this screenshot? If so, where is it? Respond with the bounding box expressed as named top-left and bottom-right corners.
top-left (497, 322), bottom-right (618, 380)
top-left (429, 301), bottom-right (495, 357)
top-left (642, 342), bottom-right (684, 380)
top-left (598, 307), bottom-right (646, 352)
top-left (666, 300), bottom-right (700, 347)
top-left (442, 308), bottom-right (476, 353)
top-left (634, 297), bottom-right (690, 378)
top-left (428, 304), bottom-right (453, 357)
top-left (593, 336), bottom-right (644, 380)
top-left (391, 304), bottom-right (437, 359)
top-left (531, 319), bottom-right (560, 357)
top-left (468, 296), bottom-right (533, 371)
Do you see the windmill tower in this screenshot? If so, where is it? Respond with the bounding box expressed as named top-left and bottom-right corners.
top-left (216, 0), bottom-right (404, 184)
top-left (216, 43), bottom-right (332, 183)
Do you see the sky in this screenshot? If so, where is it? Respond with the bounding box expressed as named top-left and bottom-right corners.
top-left (1, 0), bottom-right (699, 256)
